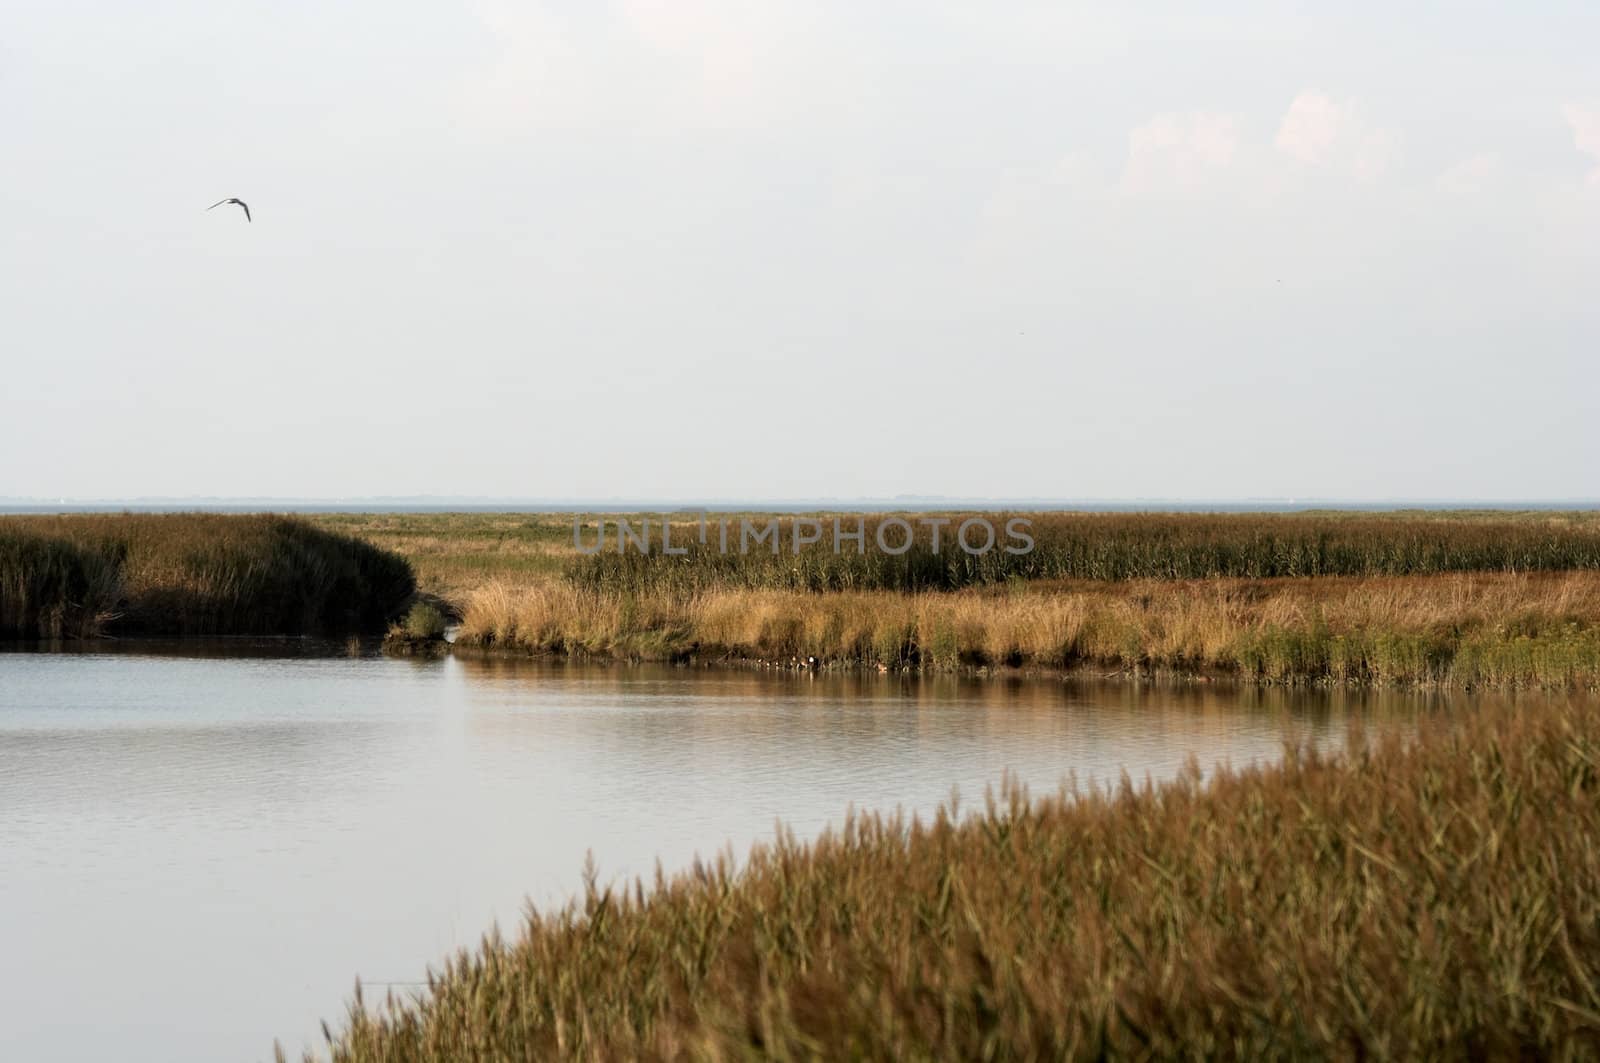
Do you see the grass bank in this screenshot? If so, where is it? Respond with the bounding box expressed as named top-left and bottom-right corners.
top-left (295, 512), bottom-right (1600, 685)
top-left (456, 572), bottom-right (1600, 688)
top-left (302, 691), bottom-right (1600, 1060)
top-left (0, 514), bottom-right (415, 638)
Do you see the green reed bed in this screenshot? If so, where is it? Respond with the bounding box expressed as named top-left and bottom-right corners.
top-left (302, 692), bottom-right (1600, 1061)
top-left (0, 514), bottom-right (414, 638)
top-left (568, 513), bottom-right (1600, 593)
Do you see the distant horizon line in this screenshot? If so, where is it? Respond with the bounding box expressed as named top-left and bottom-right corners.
top-left (3, 494), bottom-right (1599, 514)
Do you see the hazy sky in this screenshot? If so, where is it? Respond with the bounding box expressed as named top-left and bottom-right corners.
top-left (3, 2), bottom-right (1597, 501)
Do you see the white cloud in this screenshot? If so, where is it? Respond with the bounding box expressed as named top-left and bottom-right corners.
top-left (1275, 92), bottom-right (1394, 182)
top-left (1275, 93), bottom-right (1344, 165)
top-left (1564, 103), bottom-right (1600, 183)
top-left (1120, 111), bottom-right (1241, 193)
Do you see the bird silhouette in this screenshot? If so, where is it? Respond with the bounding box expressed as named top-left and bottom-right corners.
top-left (207, 198), bottom-right (251, 223)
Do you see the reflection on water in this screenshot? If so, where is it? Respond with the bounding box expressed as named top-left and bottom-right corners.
top-left (0, 646), bottom-right (1446, 1062)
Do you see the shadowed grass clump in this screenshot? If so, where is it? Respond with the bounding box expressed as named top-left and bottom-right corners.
top-left (569, 512), bottom-right (1600, 593)
top-left (302, 694), bottom-right (1600, 1060)
top-left (0, 514), bottom-right (415, 638)
top-left (0, 527), bottom-right (125, 638)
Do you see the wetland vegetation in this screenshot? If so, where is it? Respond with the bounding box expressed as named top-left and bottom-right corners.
top-left (459, 572), bottom-right (1600, 688)
top-left (0, 514), bottom-right (414, 639)
top-left (9, 509), bottom-right (1596, 1056)
top-left (9, 509), bottom-right (1595, 687)
top-left (302, 511), bottom-right (1600, 689)
top-left (303, 688), bottom-right (1600, 1060)
top-left (570, 512), bottom-right (1600, 592)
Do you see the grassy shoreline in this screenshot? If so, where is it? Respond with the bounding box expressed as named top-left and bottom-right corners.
top-left (302, 689), bottom-right (1600, 1060)
top-left (454, 572), bottom-right (1600, 689)
top-left (293, 511), bottom-right (1600, 689)
top-left (9, 510), bottom-right (1598, 687)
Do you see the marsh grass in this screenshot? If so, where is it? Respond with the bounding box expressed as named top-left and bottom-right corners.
top-left (300, 512), bottom-right (1600, 685)
top-left (309, 511), bottom-right (1600, 601)
top-left (570, 513), bottom-right (1600, 593)
top-left (309, 513), bottom-right (572, 602)
top-left (303, 692), bottom-right (1600, 1060)
top-left (400, 602), bottom-right (448, 640)
top-left (0, 514), bottom-right (415, 638)
top-left (457, 572), bottom-right (1600, 687)
top-left (0, 527), bottom-right (124, 638)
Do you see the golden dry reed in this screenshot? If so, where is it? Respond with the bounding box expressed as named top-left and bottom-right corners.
top-left (300, 692), bottom-right (1600, 1060)
top-left (457, 571), bottom-right (1600, 688)
top-left (0, 513), bottom-right (415, 638)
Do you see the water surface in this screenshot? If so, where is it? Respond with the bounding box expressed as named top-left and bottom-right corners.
top-left (1, 645), bottom-right (1430, 1061)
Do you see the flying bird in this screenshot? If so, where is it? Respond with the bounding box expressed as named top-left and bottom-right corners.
top-left (207, 197), bottom-right (251, 222)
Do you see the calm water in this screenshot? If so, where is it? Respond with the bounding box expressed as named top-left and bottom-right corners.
top-left (1, 645), bottom-right (1433, 1061)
